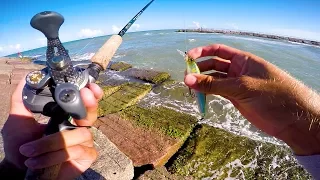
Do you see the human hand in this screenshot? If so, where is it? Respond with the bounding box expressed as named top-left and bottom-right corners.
top-left (184, 44), bottom-right (320, 156)
top-left (1, 77), bottom-right (103, 179)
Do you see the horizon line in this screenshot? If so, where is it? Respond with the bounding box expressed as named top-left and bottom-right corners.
top-left (3, 28), bottom-right (319, 57)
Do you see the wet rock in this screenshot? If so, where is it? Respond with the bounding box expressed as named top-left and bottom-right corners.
top-left (109, 62), bottom-right (132, 72)
top-left (167, 124), bottom-right (311, 179)
top-left (122, 68), bottom-right (170, 84)
top-left (77, 127), bottom-right (134, 180)
top-left (137, 166), bottom-right (193, 180)
top-left (94, 106), bottom-right (197, 168)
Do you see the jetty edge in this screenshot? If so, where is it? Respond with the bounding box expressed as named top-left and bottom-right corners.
top-left (0, 58), bottom-right (311, 179)
top-left (176, 28), bottom-right (320, 47)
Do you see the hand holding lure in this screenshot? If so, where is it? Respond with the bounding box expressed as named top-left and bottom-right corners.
top-left (177, 49), bottom-right (207, 119)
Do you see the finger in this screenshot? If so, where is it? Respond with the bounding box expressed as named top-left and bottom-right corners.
top-left (10, 76), bottom-right (33, 117)
top-left (24, 145), bottom-right (97, 169)
top-left (205, 72), bottom-right (228, 79)
top-left (19, 127), bottom-right (93, 157)
top-left (197, 57), bottom-right (231, 73)
top-left (75, 87), bottom-right (99, 126)
top-left (188, 44), bottom-right (244, 60)
top-left (87, 83), bottom-right (103, 101)
top-left (184, 73), bottom-right (247, 97)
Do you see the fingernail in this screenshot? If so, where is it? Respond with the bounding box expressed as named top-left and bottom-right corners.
top-left (20, 145), bottom-right (35, 157)
top-left (25, 159), bottom-right (37, 168)
top-left (185, 74), bottom-right (197, 86)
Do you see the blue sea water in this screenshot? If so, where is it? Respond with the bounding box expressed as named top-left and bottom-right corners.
top-left (8, 29), bottom-right (320, 144)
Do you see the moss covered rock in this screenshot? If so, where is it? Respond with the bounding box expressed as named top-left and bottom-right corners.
top-left (123, 68), bottom-right (171, 84)
top-left (151, 72), bottom-right (171, 84)
top-left (137, 166), bottom-right (193, 180)
top-left (167, 124), bottom-right (311, 179)
top-left (94, 105), bottom-right (197, 167)
top-left (161, 79), bottom-right (176, 86)
top-left (98, 83), bottom-right (152, 116)
top-left (18, 57), bottom-right (33, 62)
top-left (109, 62), bottom-right (132, 71)
top-left (119, 106), bottom-right (197, 139)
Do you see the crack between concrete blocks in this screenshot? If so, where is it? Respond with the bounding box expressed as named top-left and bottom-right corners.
top-left (9, 70), bottom-right (12, 85)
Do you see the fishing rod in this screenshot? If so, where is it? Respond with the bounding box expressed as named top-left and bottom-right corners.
top-left (23, 0), bottom-right (155, 179)
top-left (89, 0), bottom-right (155, 76)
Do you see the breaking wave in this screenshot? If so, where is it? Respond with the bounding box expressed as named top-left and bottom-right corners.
top-left (221, 35), bottom-right (300, 47)
top-left (71, 52), bottom-right (95, 61)
top-left (138, 82), bottom-right (283, 145)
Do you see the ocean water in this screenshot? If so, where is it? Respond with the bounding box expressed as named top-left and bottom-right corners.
top-left (8, 29), bottom-right (320, 145)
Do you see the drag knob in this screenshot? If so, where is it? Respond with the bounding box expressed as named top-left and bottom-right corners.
top-left (30, 11), bottom-right (64, 39)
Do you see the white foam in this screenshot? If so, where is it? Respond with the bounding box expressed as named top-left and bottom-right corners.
top-left (139, 82), bottom-right (283, 145)
top-left (188, 39), bottom-right (196, 42)
top-left (288, 41), bottom-right (320, 48)
top-left (222, 35), bottom-right (298, 47)
top-left (144, 33), bottom-right (152, 36)
top-left (113, 53), bottom-right (126, 59)
top-left (26, 54), bottom-right (43, 59)
top-left (71, 52), bottom-right (95, 61)
top-left (105, 71), bottom-right (130, 81)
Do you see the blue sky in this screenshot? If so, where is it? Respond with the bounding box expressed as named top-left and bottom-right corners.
top-left (0, 0), bottom-right (319, 56)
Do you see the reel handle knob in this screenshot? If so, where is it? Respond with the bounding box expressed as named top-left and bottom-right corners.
top-left (30, 11), bottom-right (64, 39)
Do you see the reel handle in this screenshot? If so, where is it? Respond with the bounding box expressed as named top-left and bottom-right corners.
top-left (30, 11), bottom-right (64, 39)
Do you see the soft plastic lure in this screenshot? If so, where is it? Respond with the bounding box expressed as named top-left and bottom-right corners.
top-left (177, 49), bottom-right (207, 118)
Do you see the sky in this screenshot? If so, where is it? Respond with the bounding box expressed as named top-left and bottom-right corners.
top-left (0, 0), bottom-right (319, 57)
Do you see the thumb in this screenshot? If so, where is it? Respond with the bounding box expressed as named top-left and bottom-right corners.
top-left (184, 74), bottom-right (243, 97)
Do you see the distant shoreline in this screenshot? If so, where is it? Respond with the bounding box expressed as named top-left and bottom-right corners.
top-left (176, 29), bottom-right (320, 47)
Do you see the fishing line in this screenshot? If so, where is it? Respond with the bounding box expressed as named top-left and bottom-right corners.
top-left (184, 17), bottom-right (187, 53)
top-left (69, 37), bottom-right (97, 58)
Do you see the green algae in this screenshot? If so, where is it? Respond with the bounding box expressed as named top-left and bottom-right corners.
top-left (151, 72), bottom-right (171, 84)
top-left (125, 68), bottom-right (171, 85)
top-left (119, 106), bottom-right (197, 139)
top-left (20, 57), bottom-right (33, 62)
top-left (101, 85), bottom-right (123, 97)
top-left (137, 166), bottom-right (194, 180)
top-left (98, 83), bottom-right (152, 117)
top-left (167, 124), bottom-right (311, 179)
top-left (160, 79), bottom-right (176, 86)
top-left (109, 61), bottom-right (132, 71)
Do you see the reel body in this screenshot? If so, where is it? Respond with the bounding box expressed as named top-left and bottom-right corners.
top-left (22, 11), bottom-right (96, 133)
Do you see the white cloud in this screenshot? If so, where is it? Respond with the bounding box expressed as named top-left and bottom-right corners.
top-left (78, 28), bottom-right (104, 38)
top-left (132, 24), bottom-right (140, 31)
top-left (0, 44), bottom-right (22, 56)
top-left (15, 44), bottom-right (21, 50)
top-left (7, 44), bottom-right (21, 50)
top-left (193, 21), bottom-right (201, 28)
top-left (112, 24), bottom-right (141, 33)
top-left (37, 38), bottom-right (47, 46)
top-left (269, 28), bottom-right (320, 41)
top-left (225, 23), bottom-right (239, 30)
top-left (112, 25), bottom-right (121, 33)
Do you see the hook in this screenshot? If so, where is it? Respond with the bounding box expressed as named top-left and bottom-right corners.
top-left (183, 88), bottom-right (195, 98)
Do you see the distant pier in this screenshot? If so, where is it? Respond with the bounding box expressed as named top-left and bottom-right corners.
top-left (176, 29), bottom-right (320, 47)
